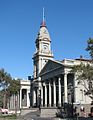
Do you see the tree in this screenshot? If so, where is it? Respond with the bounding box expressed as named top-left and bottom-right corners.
top-left (71, 38), bottom-right (93, 102)
top-left (0, 68), bottom-right (20, 108)
top-left (86, 37), bottom-right (93, 60)
top-left (7, 78), bottom-right (20, 115)
top-left (72, 63), bottom-right (93, 99)
top-left (0, 91), bottom-right (3, 107)
top-left (0, 68), bottom-right (12, 89)
top-left (0, 68), bottom-right (12, 108)
top-left (8, 78), bottom-right (20, 96)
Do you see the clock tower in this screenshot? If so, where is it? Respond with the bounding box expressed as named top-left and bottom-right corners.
top-left (33, 12), bottom-right (54, 79)
top-left (32, 9), bottom-right (54, 107)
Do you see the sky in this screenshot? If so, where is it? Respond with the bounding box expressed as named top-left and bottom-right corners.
top-left (0, 0), bottom-right (93, 79)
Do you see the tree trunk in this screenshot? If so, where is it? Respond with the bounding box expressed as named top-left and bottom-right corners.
top-left (3, 93), bottom-right (6, 108)
top-left (15, 94), bottom-right (17, 116)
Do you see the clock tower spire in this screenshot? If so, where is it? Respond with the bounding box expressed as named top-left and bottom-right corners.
top-left (43, 7), bottom-right (45, 22)
top-left (33, 9), bottom-right (54, 79)
top-left (41, 7), bottom-right (46, 27)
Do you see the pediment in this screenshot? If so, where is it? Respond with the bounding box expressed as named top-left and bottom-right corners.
top-left (40, 59), bottom-right (64, 76)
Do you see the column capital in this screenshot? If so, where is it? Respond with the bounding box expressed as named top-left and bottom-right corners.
top-left (64, 69), bottom-right (69, 75)
top-left (64, 72), bottom-right (68, 75)
top-left (58, 77), bottom-right (61, 81)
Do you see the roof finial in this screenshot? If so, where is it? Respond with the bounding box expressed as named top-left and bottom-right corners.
top-left (43, 7), bottom-right (45, 22)
top-left (41, 7), bottom-right (46, 27)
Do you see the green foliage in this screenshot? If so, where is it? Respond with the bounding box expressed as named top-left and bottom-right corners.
top-left (72, 63), bottom-right (93, 99)
top-left (0, 68), bottom-right (20, 108)
top-left (0, 114), bottom-right (17, 119)
top-left (0, 68), bottom-right (12, 90)
top-left (86, 37), bottom-right (93, 59)
top-left (8, 79), bottom-right (20, 95)
top-left (72, 63), bottom-right (93, 82)
top-left (71, 37), bottom-right (93, 100)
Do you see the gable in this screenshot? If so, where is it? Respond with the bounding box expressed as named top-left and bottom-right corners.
top-left (40, 60), bottom-right (63, 76)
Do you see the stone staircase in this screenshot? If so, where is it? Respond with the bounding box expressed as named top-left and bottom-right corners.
top-left (20, 108), bottom-right (39, 116)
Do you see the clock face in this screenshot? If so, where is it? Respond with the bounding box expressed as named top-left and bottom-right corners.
top-left (43, 44), bottom-right (48, 51)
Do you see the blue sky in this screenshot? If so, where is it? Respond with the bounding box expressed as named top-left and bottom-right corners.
top-left (0, 0), bottom-right (93, 79)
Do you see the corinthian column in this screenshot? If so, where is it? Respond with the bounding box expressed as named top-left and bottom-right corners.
top-left (49, 81), bottom-right (51, 107)
top-left (64, 73), bottom-right (68, 103)
top-left (53, 78), bottom-right (56, 107)
top-left (27, 89), bottom-right (30, 108)
top-left (45, 83), bottom-right (47, 107)
top-left (20, 89), bottom-right (22, 109)
top-left (33, 90), bottom-right (36, 106)
top-left (41, 83), bottom-right (43, 107)
top-left (58, 77), bottom-right (61, 107)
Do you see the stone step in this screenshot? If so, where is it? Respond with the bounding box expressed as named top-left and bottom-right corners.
top-left (20, 108), bottom-right (39, 116)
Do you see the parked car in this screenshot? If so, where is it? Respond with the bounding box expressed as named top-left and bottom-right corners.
top-left (0, 108), bottom-right (9, 114)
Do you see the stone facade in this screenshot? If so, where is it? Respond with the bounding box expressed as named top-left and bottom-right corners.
top-left (39, 59), bottom-right (93, 116)
top-left (8, 14), bottom-right (93, 117)
top-left (31, 18), bottom-right (93, 117)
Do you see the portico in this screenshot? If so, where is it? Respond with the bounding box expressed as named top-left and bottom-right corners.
top-left (36, 59), bottom-right (75, 108)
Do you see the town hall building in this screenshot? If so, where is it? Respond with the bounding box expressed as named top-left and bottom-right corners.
top-left (8, 11), bottom-right (93, 117)
top-left (31, 14), bottom-right (93, 116)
